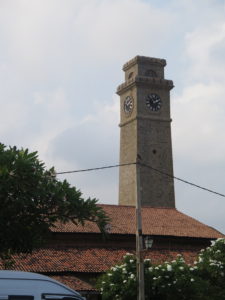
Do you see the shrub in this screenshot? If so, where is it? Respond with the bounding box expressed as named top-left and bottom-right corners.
top-left (98, 239), bottom-right (225, 300)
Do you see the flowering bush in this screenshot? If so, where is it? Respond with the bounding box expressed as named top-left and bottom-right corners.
top-left (195, 238), bottom-right (225, 299)
top-left (97, 254), bottom-right (137, 299)
top-left (97, 238), bottom-right (225, 300)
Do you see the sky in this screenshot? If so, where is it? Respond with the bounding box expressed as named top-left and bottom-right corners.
top-left (1, 0), bottom-right (225, 233)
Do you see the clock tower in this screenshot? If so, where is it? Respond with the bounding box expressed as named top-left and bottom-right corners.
top-left (117, 56), bottom-right (175, 208)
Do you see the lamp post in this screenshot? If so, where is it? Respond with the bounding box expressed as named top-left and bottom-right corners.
top-left (136, 158), bottom-right (145, 300)
top-left (136, 159), bottom-right (154, 300)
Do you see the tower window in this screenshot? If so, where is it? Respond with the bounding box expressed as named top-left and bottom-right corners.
top-left (128, 72), bottom-right (134, 79)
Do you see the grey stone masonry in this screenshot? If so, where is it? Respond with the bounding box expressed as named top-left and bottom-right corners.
top-left (117, 55), bottom-right (175, 208)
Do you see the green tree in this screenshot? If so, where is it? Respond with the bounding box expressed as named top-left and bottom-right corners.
top-left (98, 239), bottom-right (225, 300)
top-left (0, 143), bottom-right (108, 260)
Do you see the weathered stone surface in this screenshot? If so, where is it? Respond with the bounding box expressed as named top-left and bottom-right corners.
top-left (118, 56), bottom-right (175, 208)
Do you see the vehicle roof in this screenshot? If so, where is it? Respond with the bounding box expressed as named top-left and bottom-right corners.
top-left (0, 270), bottom-right (56, 280)
top-left (0, 271), bottom-right (81, 297)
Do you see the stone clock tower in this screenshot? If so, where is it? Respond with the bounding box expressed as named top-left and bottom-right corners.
top-left (117, 56), bottom-right (175, 208)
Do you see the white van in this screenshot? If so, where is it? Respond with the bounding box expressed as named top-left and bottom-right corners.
top-left (0, 271), bottom-right (85, 300)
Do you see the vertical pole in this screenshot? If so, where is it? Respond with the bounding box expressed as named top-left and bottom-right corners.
top-left (136, 158), bottom-right (145, 300)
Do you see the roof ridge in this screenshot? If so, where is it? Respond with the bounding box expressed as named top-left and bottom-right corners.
top-left (98, 203), bottom-right (178, 210)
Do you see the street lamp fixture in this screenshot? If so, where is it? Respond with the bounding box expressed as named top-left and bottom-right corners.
top-left (144, 236), bottom-right (153, 249)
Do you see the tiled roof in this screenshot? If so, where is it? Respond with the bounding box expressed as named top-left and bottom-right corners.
top-left (53, 204), bottom-right (224, 239)
top-left (51, 275), bottom-right (95, 291)
top-left (1, 247), bottom-right (199, 273)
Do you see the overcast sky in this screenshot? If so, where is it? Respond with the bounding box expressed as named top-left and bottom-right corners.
top-left (1, 0), bottom-right (225, 233)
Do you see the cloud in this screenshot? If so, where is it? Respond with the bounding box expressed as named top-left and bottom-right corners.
top-left (0, 0), bottom-right (176, 76)
top-left (185, 21), bottom-right (225, 82)
top-left (70, 0), bottom-right (176, 60)
top-left (171, 11), bottom-right (225, 233)
top-left (172, 82), bottom-right (225, 164)
top-left (50, 95), bottom-right (120, 203)
top-left (0, 0), bottom-right (177, 202)
top-left (0, 0), bottom-right (225, 232)
top-left (172, 14), bottom-right (225, 167)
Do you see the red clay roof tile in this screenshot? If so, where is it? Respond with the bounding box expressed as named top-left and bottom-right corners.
top-left (51, 275), bottom-right (95, 291)
top-left (52, 204), bottom-right (224, 239)
top-left (1, 247), bottom-right (199, 273)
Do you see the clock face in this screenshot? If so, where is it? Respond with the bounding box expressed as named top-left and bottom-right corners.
top-left (146, 93), bottom-right (162, 111)
top-left (124, 95), bottom-right (133, 114)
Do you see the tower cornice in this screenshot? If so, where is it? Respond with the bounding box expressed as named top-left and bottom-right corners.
top-left (122, 56), bottom-right (166, 71)
top-left (119, 115), bottom-right (172, 127)
top-left (117, 76), bottom-right (174, 95)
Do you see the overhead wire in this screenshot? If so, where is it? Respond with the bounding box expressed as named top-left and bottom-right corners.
top-left (56, 162), bottom-right (135, 175)
top-left (140, 162), bottom-right (225, 198)
top-left (56, 162), bottom-right (225, 198)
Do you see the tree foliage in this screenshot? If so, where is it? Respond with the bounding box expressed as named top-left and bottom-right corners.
top-left (98, 238), bottom-right (225, 300)
top-left (0, 143), bottom-right (109, 258)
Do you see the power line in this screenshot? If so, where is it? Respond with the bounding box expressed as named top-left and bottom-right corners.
top-left (140, 162), bottom-right (225, 198)
top-left (56, 162), bottom-right (135, 175)
top-left (56, 162), bottom-right (225, 198)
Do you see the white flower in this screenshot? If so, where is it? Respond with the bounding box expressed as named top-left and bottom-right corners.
top-left (211, 240), bottom-right (216, 246)
top-left (190, 268), bottom-right (194, 271)
top-left (123, 280), bottom-right (127, 283)
top-left (108, 273), bottom-right (112, 276)
top-left (179, 266), bottom-right (184, 271)
top-left (129, 259), bottom-right (134, 263)
top-left (110, 283), bottom-right (114, 286)
top-left (130, 274), bottom-right (135, 279)
top-left (190, 278), bottom-right (194, 282)
top-left (179, 258), bottom-right (185, 262)
top-left (153, 277), bottom-right (157, 280)
top-left (167, 265), bottom-right (172, 271)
